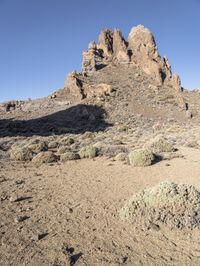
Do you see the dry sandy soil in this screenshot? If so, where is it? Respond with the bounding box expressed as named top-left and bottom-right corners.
top-left (1, 147), bottom-right (200, 266)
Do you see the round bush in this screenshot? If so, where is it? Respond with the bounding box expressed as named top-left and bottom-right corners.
top-left (10, 146), bottom-right (33, 161)
top-left (60, 152), bottom-right (80, 161)
top-left (79, 146), bottom-right (97, 159)
top-left (129, 149), bottom-right (155, 167)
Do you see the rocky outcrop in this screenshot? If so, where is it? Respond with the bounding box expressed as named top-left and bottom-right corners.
top-left (82, 42), bottom-right (105, 74)
top-left (128, 25), bottom-right (172, 84)
top-left (112, 29), bottom-right (129, 63)
top-left (64, 71), bottom-right (85, 100)
top-left (82, 25), bottom-right (174, 85)
top-left (0, 100), bottom-right (25, 112)
top-left (98, 28), bottom-right (113, 57)
top-left (172, 74), bottom-right (182, 92)
top-left (57, 24), bottom-right (188, 113)
top-left (82, 28), bottom-right (129, 75)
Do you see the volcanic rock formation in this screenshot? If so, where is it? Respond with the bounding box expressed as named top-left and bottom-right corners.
top-left (51, 25), bottom-right (188, 120)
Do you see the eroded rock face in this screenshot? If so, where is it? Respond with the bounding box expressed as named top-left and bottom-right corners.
top-left (128, 25), bottom-right (172, 84)
top-left (172, 74), bottom-right (182, 92)
top-left (112, 29), bottom-right (129, 63)
top-left (64, 71), bottom-right (85, 100)
top-left (98, 28), bottom-right (113, 57)
top-left (82, 24), bottom-right (173, 85)
top-left (82, 28), bottom-right (130, 75)
top-left (59, 24), bottom-right (188, 112)
top-left (82, 42), bottom-right (105, 74)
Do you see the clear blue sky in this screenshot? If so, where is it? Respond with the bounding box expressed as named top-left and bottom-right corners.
top-left (0, 0), bottom-right (200, 101)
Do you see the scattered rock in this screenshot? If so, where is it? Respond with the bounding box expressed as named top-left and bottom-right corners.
top-left (34, 232), bottom-right (48, 241)
top-left (14, 215), bottom-right (29, 223)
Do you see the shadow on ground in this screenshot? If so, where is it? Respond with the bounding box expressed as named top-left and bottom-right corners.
top-left (0, 104), bottom-right (112, 137)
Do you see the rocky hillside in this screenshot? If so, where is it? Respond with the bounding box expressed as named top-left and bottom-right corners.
top-left (0, 24), bottom-right (199, 136)
top-left (43, 24), bottom-right (200, 128)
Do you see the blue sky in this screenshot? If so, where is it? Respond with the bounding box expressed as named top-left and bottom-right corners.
top-left (0, 0), bottom-right (200, 101)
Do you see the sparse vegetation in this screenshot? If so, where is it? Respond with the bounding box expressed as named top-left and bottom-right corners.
top-left (120, 180), bottom-right (200, 229)
top-left (79, 146), bottom-right (97, 159)
top-left (60, 152), bottom-right (80, 161)
top-left (129, 149), bottom-right (155, 167)
top-left (117, 124), bottom-right (129, 132)
top-left (145, 135), bottom-right (175, 153)
top-left (60, 136), bottom-right (74, 145)
top-left (10, 145), bottom-right (33, 161)
top-left (115, 152), bottom-right (127, 161)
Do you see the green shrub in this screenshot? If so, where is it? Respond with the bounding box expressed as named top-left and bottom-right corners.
top-left (82, 131), bottom-right (95, 139)
top-left (129, 149), bottom-right (155, 167)
top-left (117, 125), bottom-right (128, 132)
top-left (10, 146), bottom-right (33, 161)
top-left (60, 152), bottom-right (80, 161)
top-left (145, 135), bottom-right (175, 153)
top-left (120, 180), bottom-right (200, 229)
top-left (79, 146), bottom-right (97, 159)
top-left (115, 152), bottom-right (127, 161)
top-left (26, 139), bottom-right (47, 154)
top-left (60, 136), bottom-right (74, 145)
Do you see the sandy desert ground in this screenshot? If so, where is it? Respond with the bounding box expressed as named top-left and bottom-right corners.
top-left (1, 147), bottom-right (200, 266)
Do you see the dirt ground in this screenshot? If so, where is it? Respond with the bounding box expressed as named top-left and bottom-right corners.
top-left (1, 147), bottom-right (200, 265)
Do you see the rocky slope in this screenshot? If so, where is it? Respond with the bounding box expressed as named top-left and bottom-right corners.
top-left (1, 24), bottom-right (198, 126)
top-left (53, 25), bottom-right (189, 122)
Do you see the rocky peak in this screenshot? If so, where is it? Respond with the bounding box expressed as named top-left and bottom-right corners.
top-left (98, 28), bottom-right (113, 56)
top-left (128, 25), bottom-right (172, 84)
top-left (81, 24), bottom-right (174, 85)
top-left (128, 24), bottom-right (159, 60)
top-left (112, 28), bottom-right (129, 63)
top-left (60, 24), bottom-right (188, 113)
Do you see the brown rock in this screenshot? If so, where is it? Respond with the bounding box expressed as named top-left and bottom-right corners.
top-left (32, 151), bottom-right (58, 165)
top-left (64, 71), bottom-right (85, 100)
top-left (85, 83), bottom-right (113, 98)
top-left (172, 74), bottom-right (182, 92)
top-left (113, 29), bottom-right (129, 63)
top-left (98, 28), bottom-right (113, 57)
top-left (128, 25), bottom-right (171, 84)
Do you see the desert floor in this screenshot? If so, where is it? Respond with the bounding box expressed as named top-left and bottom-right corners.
top-left (1, 147), bottom-right (200, 266)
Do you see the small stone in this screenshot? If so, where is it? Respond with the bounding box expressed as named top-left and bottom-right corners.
top-left (35, 232), bottom-right (48, 241)
top-left (149, 222), bottom-right (160, 231)
top-left (15, 179), bottom-right (24, 185)
top-left (14, 215), bottom-right (28, 223)
top-left (9, 195), bottom-right (20, 202)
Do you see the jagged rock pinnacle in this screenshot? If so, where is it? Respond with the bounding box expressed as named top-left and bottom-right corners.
top-left (81, 24), bottom-right (174, 85)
